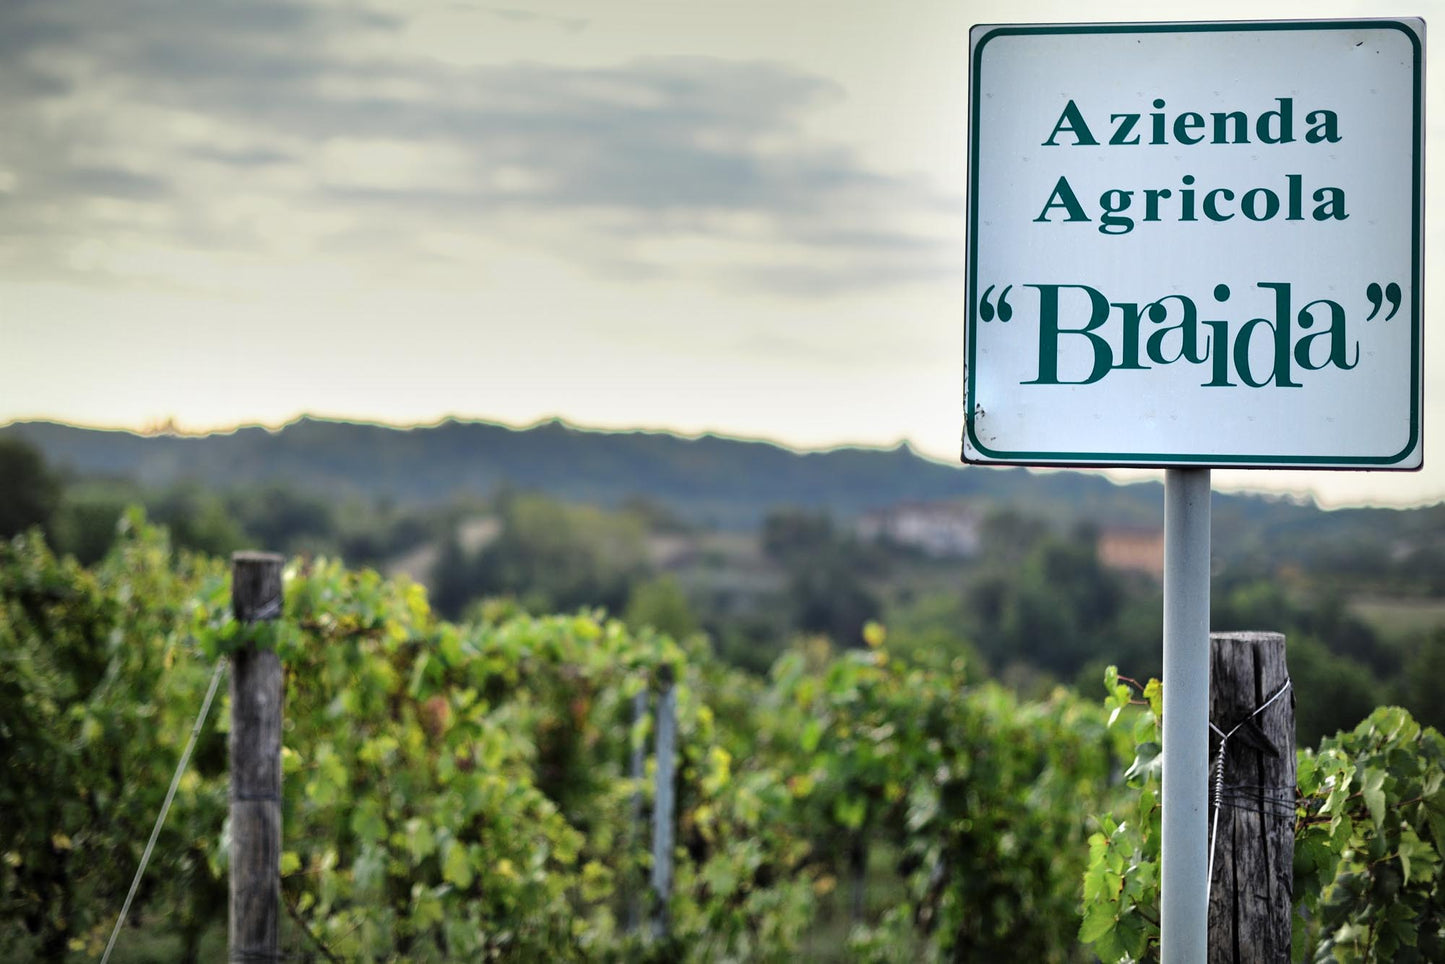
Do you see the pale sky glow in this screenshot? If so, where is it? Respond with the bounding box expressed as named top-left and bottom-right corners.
top-left (2, 0), bottom-right (1442, 508)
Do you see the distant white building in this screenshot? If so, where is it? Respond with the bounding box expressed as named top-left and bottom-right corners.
top-left (857, 502), bottom-right (982, 558)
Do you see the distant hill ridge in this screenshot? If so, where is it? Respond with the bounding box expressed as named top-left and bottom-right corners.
top-left (1, 415), bottom-right (1170, 528)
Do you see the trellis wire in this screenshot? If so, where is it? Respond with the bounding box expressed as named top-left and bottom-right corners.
top-left (101, 657), bottom-right (228, 964)
top-left (1206, 677), bottom-right (1293, 898)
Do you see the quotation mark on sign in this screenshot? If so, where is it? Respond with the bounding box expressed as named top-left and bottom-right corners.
top-left (979, 284), bottom-right (1014, 322)
top-left (1365, 282), bottom-right (1402, 321)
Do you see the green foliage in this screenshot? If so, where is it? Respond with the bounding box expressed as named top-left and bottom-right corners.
top-left (625, 575), bottom-right (699, 640)
top-left (1081, 670), bottom-right (1445, 964)
top-left (1079, 668), bottom-right (1162, 963)
top-left (0, 511), bottom-right (227, 960)
top-left (48, 488), bottom-right (132, 567)
top-left (1398, 628), bottom-right (1445, 734)
top-left (11, 518), bottom-right (1445, 962)
top-left (786, 560), bottom-right (880, 649)
top-left (874, 590), bottom-right (985, 670)
top-left (0, 438), bottom-right (61, 539)
top-left (10, 417), bottom-right (1436, 721)
top-left (1295, 707), bottom-right (1445, 961)
top-left (146, 484), bottom-right (248, 559)
top-left (0, 522), bottom-right (1126, 960)
top-left (966, 524), bottom-right (1151, 686)
top-left (1286, 636), bottom-right (1390, 749)
top-left (431, 492), bottom-right (651, 619)
top-left (763, 630), bottom-right (1114, 962)
top-left (223, 484), bottom-right (339, 557)
top-left (762, 508), bottom-right (883, 649)
top-left (193, 557), bottom-right (822, 961)
top-left (1210, 575), bottom-right (1400, 745)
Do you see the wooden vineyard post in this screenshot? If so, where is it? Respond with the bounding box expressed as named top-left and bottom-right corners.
top-left (650, 664), bottom-right (677, 939)
top-left (849, 837), bottom-right (869, 924)
top-left (1207, 632), bottom-right (1296, 964)
top-left (230, 552), bottom-right (285, 964)
top-left (628, 688), bottom-right (648, 934)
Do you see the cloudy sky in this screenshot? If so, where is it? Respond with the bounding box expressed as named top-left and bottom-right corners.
top-left (1, 0), bottom-right (1440, 508)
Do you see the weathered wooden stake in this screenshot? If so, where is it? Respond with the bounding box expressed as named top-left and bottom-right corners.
top-left (650, 664), bottom-right (677, 939)
top-left (849, 836), bottom-right (869, 923)
top-left (628, 688), bottom-right (648, 934)
top-left (1207, 632), bottom-right (1295, 964)
top-left (230, 552), bottom-right (285, 964)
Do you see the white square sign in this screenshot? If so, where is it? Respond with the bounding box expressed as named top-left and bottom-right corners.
top-left (964, 20), bottom-right (1424, 468)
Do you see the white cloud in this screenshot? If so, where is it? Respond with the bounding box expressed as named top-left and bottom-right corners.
top-left (0, 0), bottom-right (959, 295)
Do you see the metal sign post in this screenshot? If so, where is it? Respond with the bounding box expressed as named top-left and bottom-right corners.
top-left (964, 19), bottom-right (1424, 963)
top-left (1161, 468), bottom-right (1212, 960)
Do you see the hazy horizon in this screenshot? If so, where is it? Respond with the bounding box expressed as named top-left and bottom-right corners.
top-left (4, 0), bottom-right (1442, 510)
top-left (10, 408), bottom-right (1440, 513)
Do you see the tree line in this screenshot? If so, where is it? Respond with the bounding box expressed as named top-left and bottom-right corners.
top-left (3, 434), bottom-right (1440, 746)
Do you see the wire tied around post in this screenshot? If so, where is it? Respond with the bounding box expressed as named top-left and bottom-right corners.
top-left (1206, 677), bottom-right (1294, 898)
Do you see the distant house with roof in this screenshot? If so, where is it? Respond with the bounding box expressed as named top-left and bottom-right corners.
top-left (857, 502), bottom-right (982, 558)
top-left (1096, 526), bottom-right (1165, 580)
